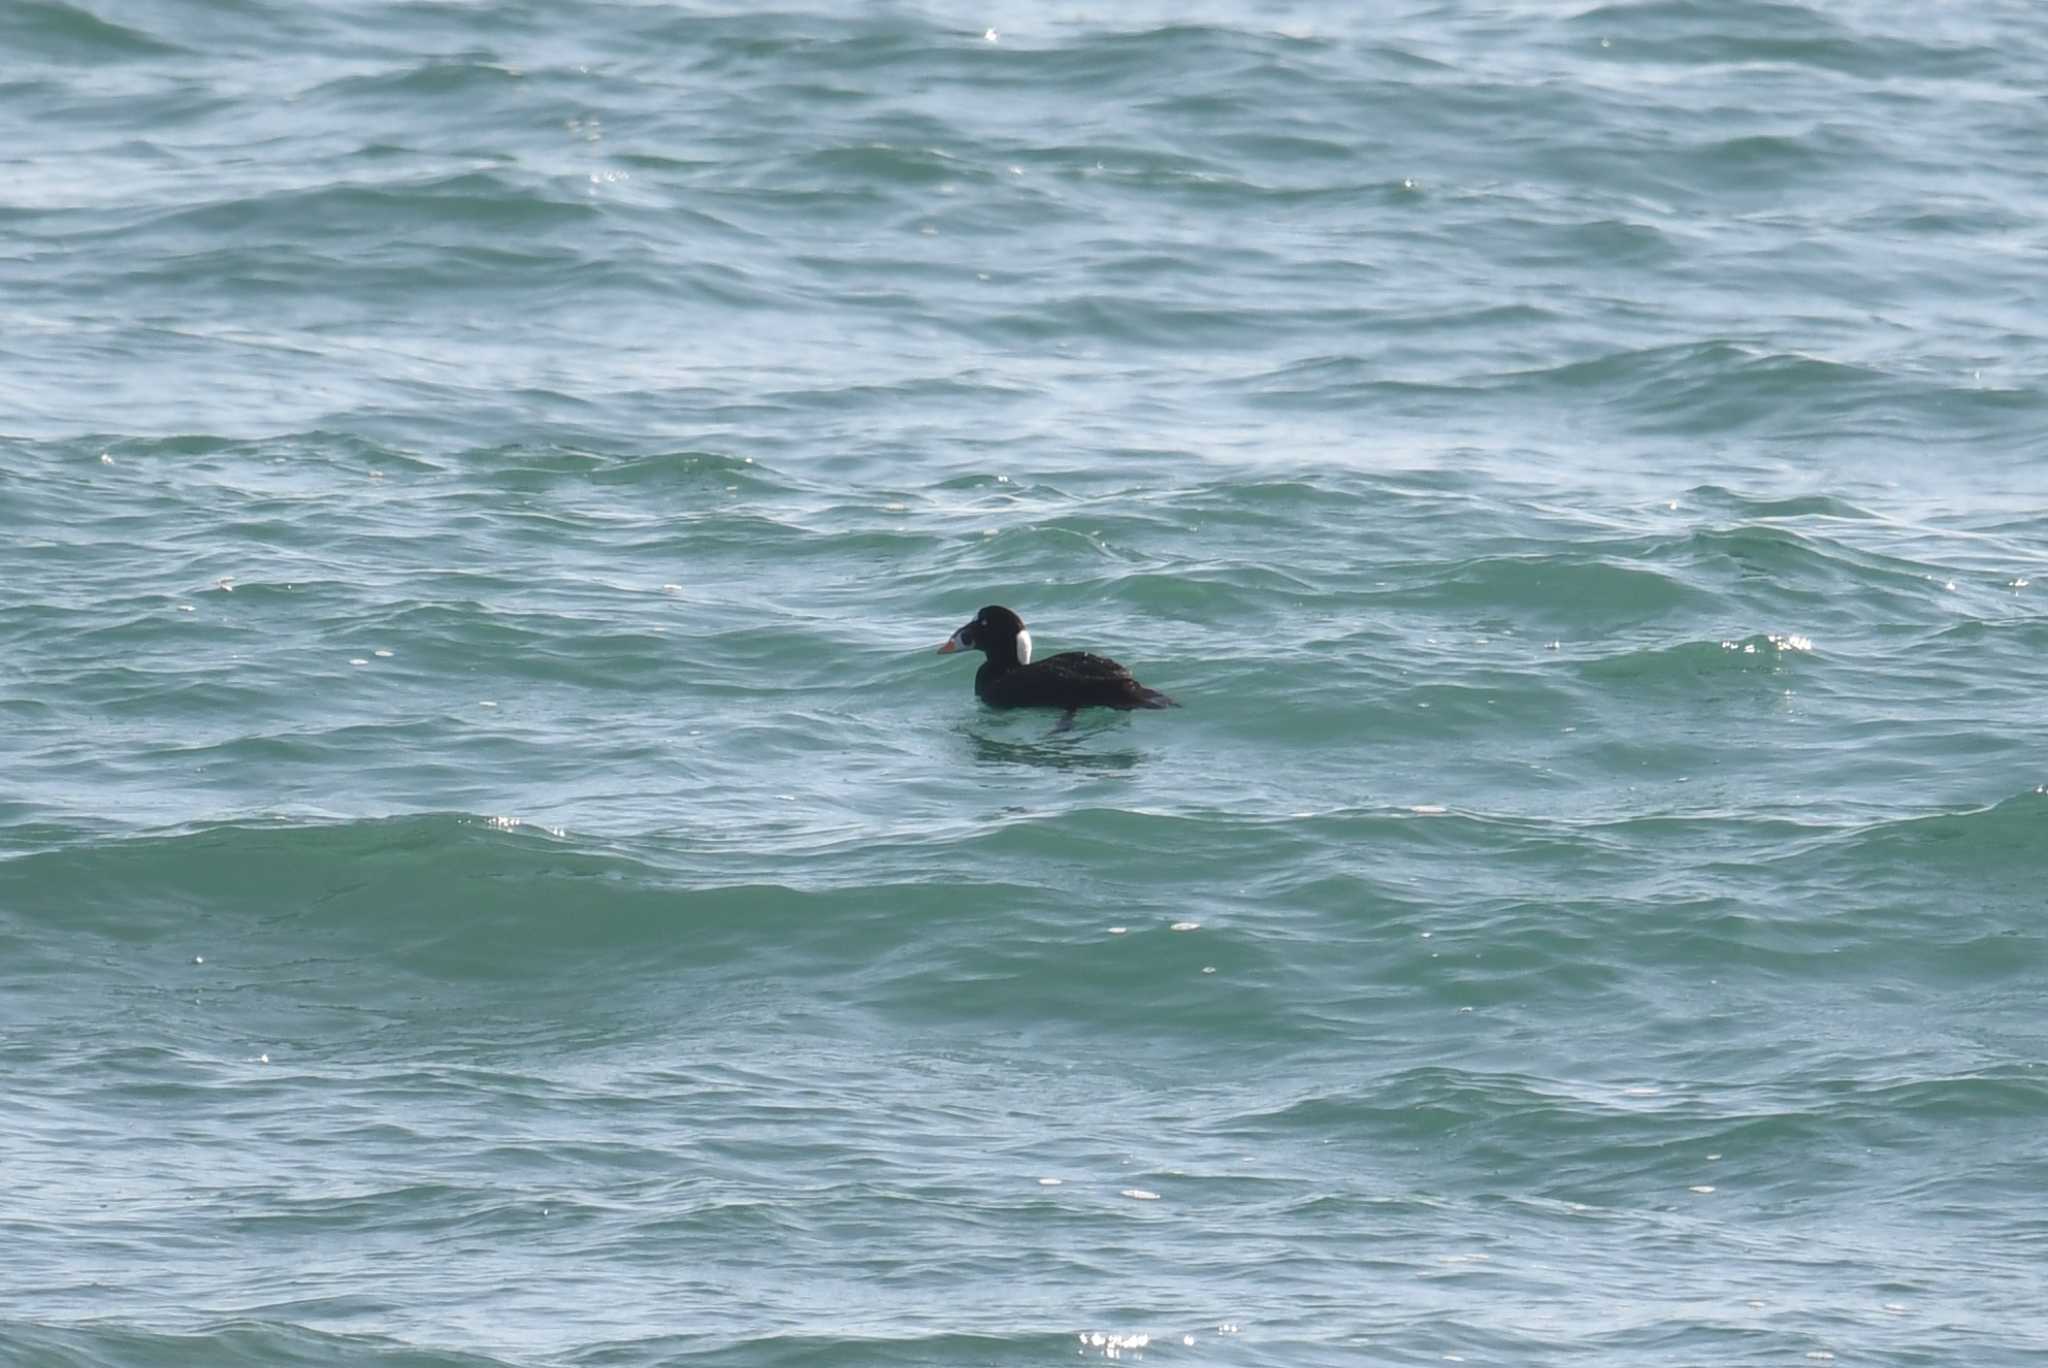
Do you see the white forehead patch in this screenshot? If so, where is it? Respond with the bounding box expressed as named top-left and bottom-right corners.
top-left (1015, 628), bottom-right (1032, 665)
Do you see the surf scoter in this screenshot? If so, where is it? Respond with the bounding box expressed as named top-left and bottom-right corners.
top-left (935, 605), bottom-right (1178, 714)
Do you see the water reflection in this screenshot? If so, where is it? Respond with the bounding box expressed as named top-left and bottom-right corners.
top-left (959, 716), bottom-right (1144, 773)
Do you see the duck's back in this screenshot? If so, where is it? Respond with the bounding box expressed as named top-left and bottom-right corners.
top-left (978, 651), bottom-right (1176, 711)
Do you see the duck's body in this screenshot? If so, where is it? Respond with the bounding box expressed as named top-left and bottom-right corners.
top-left (937, 605), bottom-right (1177, 713)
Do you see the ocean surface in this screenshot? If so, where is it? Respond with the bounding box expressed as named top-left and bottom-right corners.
top-left (4, 1), bottom-right (2047, 1364)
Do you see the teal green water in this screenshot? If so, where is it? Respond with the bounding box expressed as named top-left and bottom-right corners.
top-left (4, 3), bottom-right (2047, 1365)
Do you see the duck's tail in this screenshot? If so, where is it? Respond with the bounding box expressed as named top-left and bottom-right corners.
top-left (1135, 687), bottom-right (1179, 709)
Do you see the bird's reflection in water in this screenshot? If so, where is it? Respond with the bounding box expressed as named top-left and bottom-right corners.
top-left (959, 716), bottom-right (1143, 773)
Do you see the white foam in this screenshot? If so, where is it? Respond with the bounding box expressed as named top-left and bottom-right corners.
top-left (1170, 920), bottom-right (1199, 931)
top-left (486, 815), bottom-right (566, 838)
top-left (1076, 1331), bottom-right (1156, 1360)
top-left (1121, 1188), bottom-right (1160, 1201)
top-left (1107, 926), bottom-right (1127, 935)
top-left (1411, 804), bottom-right (1446, 814)
top-left (1690, 1185), bottom-right (1715, 1194)
top-left (1038, 1177), bottom-right (1061, 1186)
top-left (349, 658), bottom-right (368, 666)
top-left (374, 649), bottom-right (392, 658)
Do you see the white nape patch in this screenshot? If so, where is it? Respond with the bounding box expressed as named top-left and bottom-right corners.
top-left (1014, 628), bottom-right (1032, 664)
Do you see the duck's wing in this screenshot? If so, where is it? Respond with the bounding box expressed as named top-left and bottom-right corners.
top-left (1041, 650), bottom-right (1135, 682)
top-left (1048, 652), bottom-right (1179, 709)
top-left (985, 652), bottom-right (1176, 710)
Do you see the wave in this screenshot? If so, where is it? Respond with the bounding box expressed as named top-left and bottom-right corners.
top-left (1223, 1059), bottom-right (2048, 1195)
top-left (0, 1319), bottom-right (519, 1368)
top-left (79, 172), bottom-right (603, 257)
top-left (1567, 0), bottom-right (2002, 80)
top-left (1680, 485), bottom-right (1877, 522)
top-left (1387, 552), bottom-right (1696, 629)
top-left (1825, 787), bottom-right (2048, 877)
top-left (304, 60), bottom-right (533, 106)
top-left (462, 447), bottom-right (779, 496)
top-left (0, 811), bottom-right (1272, 1025)
top-left (0, 814), bottom-right (904, 976)
top-left (1490, 341), bottom-right (2048, 438)
top-left (571, 1330), bottom-right (1075, 1368)
top-left (0, 0), bottom-right (186, 62)
top-left (1577, 632), bottom-right (1813, 681)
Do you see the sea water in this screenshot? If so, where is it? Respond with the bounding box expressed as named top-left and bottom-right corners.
top-left (3, 3), bottom-right (2045, 1365)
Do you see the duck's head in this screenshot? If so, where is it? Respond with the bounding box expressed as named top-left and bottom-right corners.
top-left (936, 604), bottom-right (1032, 665)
